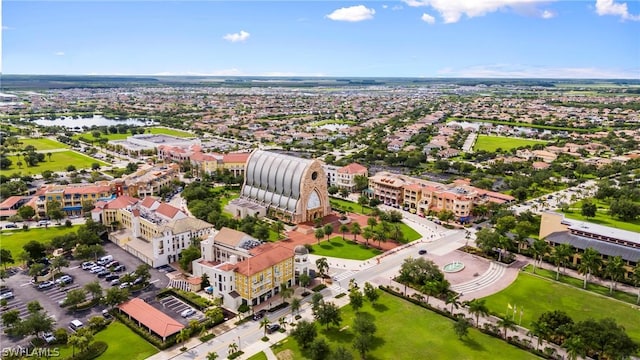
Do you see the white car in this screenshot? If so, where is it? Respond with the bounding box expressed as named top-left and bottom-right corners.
top-left (180, 308), bottom-right (195, 318)
top-left (90, 266), bottom-right (105, 274)
top-left (81, 262), bottom-right (96, 270)
top-left (0, 292), bottom-right (14, 300)
top-left (43, 332), bottom-right (56, 344)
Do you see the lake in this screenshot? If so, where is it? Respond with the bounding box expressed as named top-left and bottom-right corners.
top-left (33, 115), bottom-right (155, 129)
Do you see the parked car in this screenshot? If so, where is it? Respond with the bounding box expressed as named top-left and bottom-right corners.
top-left (132, 276), bottom-right (144, 285)
top-left (418, 249), bottom-right (427, 255)
top-left (119, 282), bottom-right (130, 289)
top-left (90, 266), bottom-right (105, 274)
top-left (58, 297), bottom-right (68, 307)
top-left (102, 309), bottom-right (112, 319)
top-left (110, 279), bottom-right (120, 286)
top-left (55, 275), bottom-right (73, 285)
top-left (81, 262), bottom-right (96, 270)
top-left (38, 220), bottom-right (51, 227)
top-left (113, 265), bottom-right (126, 272)
top-left (97, 270), bottom-right (111, 278)
top-left (4, 223), bottom-right (18, 229)
top-left (266, 324), bottom-right (281, 334)
top-left (253, 309), bottom-right (267, 321)
top-left (105, 261), bottom-right (120, 268)
top-left (0, 291), bottom-right (14, 300)
top-left (42, 332), bottom-right (56, 344)
top-left (104, 274), bottom-right (119, 281)
top-left (37, 281), bottom-right (55, 290)
top-left (180, 308), bottom-right (196, 318)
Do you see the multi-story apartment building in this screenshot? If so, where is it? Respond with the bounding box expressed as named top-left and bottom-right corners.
top-left (159, 144), bottom-right (250, 177)
top-left (35, 183), bottom-right (113, 217)
top-left (112, 163), bottom-right (180, 198)
top-left (93, 196), bottom-right (214, 267)
top-left (323, 163), bottom-right (368, 191)
top-left (368, 172), bottom-right (514, 222)
top-left (192, 227), bottom-right (295, 309)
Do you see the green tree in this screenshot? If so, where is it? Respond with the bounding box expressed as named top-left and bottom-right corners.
top-left (290, 320), bottom-right (317, 349)
top-left (339, 224), bottom-right (350, 241)
top-left (562, 336), bottom-right (585, 360)
top-left (272, 221), bottom-right (285, 241)
top-left (179, 245), bottom-right (201, 272)
top-left (349, 288), bottom-right (364, 312)
top-left (291, 297), bottom-right (301, 316)
top-left (362, 227), bottom-right (373, 247)
top-left (323, 224), bottom-right (334, 242)
top-left (315, 257), bottom-right (329, 280)
top-left (84, 280), bottom-right (103, 300)
top-left (352, 333), bottom-right (373, 360)
top-left (259, 316), bottom-right (271, 337)
top-left (633, 264), bottom-right (640, 305)
top-left (227, 341), bottom-right (239, 355)
top-left (206, 352), bottom-right (219, 360)
top-left (495, 215), bottom-right (517, 235)
top-left (331, 346), bottom-right (354, 360)
top-left (50, 256), bottom-right (69, 277)
top-left (46, 200), bottom-right (65, 224)
top-left (453, 316), bottom-right (471, 339)
top-left (299, 273), bottom-right (311, 292)
top-left (1, 309), bottom-right (21, 329)
top-left (17, 205), bottom-right (35, 221)
top-left (311, 292), bottom-right (324, 314)
top-left (604, 255), bottom-right (625, 294)
top-left (280, 282), bottom-right (293, 305)
top-left (68, 328), bottom-right (93, 356)
top-left (314, 301), bottom-right (342, 329)
top-left (530, 239), bottom-right (550, 273)
top-left (550, 243), bottom-right (574, 280)
top-left (581, 201), bottom-right (597, 218)
top-left (0, 249), bottom-right (15, 269)
top-left (309, 338), bottom-right (331, 360)
top-left (465, 298), bottom-right (489, 327)
top-left (104, 287), bottom-right (129, 309)
top-left (314, 228), bottom-right (324, 244)
top-left (362, 282), bottom-right (379, 304)
top-left (64, 288), bottom-right (88, 312)
top-left (577, 247), bottom-right (602, 289)
top-left (445, 293), bottom-right (462, 314)
top-left (23, 240), bottom-right (47, 260)
top-left (350, 222), bottom-right (361, 242)
top-left (176, 329), bottom-right (190, 351)
top-left (28, 263), bottom-right (46, 282)
top-left (357, 195), bottom-right (369, 213)
top-left (497, 317), bottom-right (517, 339)
top-left (352, 313), bottom-right (376, 337)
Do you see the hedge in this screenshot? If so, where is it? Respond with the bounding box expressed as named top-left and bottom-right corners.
top-left (312, 284), bottom-right (327, 292)
top-left (199, 334), bottom-right (215, 342)
top-left (65, 341), bottom-right (108, 360)
top-left (228, 351), bottom-right (244, 359)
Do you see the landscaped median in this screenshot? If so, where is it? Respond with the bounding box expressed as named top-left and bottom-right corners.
top-left (309, 237), bottom-right (382, 260)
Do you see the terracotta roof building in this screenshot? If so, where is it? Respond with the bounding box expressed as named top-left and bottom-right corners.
top-left (118, 298), bottom-right (184, 341)
top-left (323, 162), bottom-right (368, 191)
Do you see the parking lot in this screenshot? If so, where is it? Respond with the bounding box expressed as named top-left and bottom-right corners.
top-left (157, 295), bottom-right (205, 325)
top-left (0, 241), bottom-right (171, 347)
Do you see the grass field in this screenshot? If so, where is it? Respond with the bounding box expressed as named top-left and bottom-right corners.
top-left (271, 292), bottom-right (540, 360)
top-left (329, 198), bottom-right (371, 215)
top-left (75, 127), bottom-right (193, 142)
top-left (95, 321), bottom-right (158, 360)
top-left (482, 272), bottom-right (640, 343)
top-left (398, 222), bottom-right (421, 242)
top-left (0, 225), bottom-right (79, 257)
top-left (5, 150), bottom-right (109, 175)
top-left (473, 135), bottom-right (548, 152)
top-left (17, 138), bottom-right (70, 151)
top-left (447, 117), bottom-right (600, 133)
top-left (310, 236), bottom-right (382, 260)
top-left (245, 351), bottom-right (268, 360)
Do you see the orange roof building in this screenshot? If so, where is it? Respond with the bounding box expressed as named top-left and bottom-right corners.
top-left (118, 298), bottom-right (184, 341)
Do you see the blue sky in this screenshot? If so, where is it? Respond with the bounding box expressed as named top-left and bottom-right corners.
top-left (2, 0), bottom-right (639, 78)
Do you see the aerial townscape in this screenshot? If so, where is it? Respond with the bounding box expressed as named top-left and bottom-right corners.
top-left (1, 1), bottom-right (639, 360)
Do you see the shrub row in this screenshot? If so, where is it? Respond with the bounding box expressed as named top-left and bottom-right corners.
top-left (65, 341), bottom-right (108, 360)
top-left (157, 288), bottom-right (213, 311)
top-left (312, 284), bottom-right (327, 292)
top-left (199, 333), bottom-right (215, 342)
top-left (267, 301), bottom-right (289, 313)
top-left (228, 351), bottom-right (244, 359)
top-left (75, 298), bottom-right (99, 312)
top-left (113, 311), bottom-right (176, 349)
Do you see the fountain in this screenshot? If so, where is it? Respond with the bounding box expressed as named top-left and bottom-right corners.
top-left (443, 261), bottom-right (465, 273)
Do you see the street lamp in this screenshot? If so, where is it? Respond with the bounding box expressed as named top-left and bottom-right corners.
top-left (238, 336), bottom-right (241, 351)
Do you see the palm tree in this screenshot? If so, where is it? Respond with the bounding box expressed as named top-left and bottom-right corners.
top-left (314, 228), bottom-right (324, 244)
top-left (47, 152), bottom-right (52, 162)
top-left (563, 336), bottom-right (585, 360)
top-left (633, 264), bottom-right (640, 305)
top-left (291, 297), bottom-right (301, 316)
top-left (206, 351), bottom-right (219, 360)
top-left (176, 329), bottom-right (190, 351)
top-left (323, 224), bottom-right (333, 242)
top-left (351, 222), bottom-right (361, 242)
top-left (280, 282), bottom-right (293, 305)
top-left (227, 342), bottom-right (239, 355)
top-left (530, 239), bottom-right (550, 273)
top-left (367, 217), bottom-right (377, 228)
top-left (421, 281), bottom-right (439, 305)
top-left (551, 243), bottom-right (574, 280)
top-left (604, 255), bottom-right (625, 294)
top-left (497, 317), bottom-right (517, 339)
top-left (373, 229), bottom-right (387, 249)
top-left (272, 221), bottom-right (285, 241)
top-left (445, 293), bottom-right (461, 314)
top-left (339, 224), bottom-right (349, 241)
top-left (362, 227), bottom-right (373, 247)
top-left (279, 316), bottom-right (287, 331)
top-left (466, 298), bottom-right (489, 327)
top-left (259, 316), bottom-right (271, 337)
top-left (577, 247), bottom-right (602, 289)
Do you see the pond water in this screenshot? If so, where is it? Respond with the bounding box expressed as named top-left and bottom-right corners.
top-left (33, 115), bottom-right (154, 129)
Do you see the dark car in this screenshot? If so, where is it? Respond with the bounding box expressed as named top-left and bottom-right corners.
top-left (266, 324), bottom-right (280, 334)
top-left (104, 274), bottom-right (119, 281)
top-left (4, 223), bottom-right (18, 229)
top-left (418, 249), bottom-right (427, 255)
top-left (112, 265), bottom-right (126, 272)
top-left (97, 270), bottom-right (111, 278)
top-left (253, 309), bottom-right (267, 321)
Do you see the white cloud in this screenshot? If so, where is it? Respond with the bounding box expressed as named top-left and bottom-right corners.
top-left (326, 5), bottom-right (375, 22)
top-left (2, 25), bottom-right (11, 30)
top-left (54, 51), bottom-right (65, 56)
top-left (382, 4), bottom-right (388, 9)
top-left (402, 0), bottom-right (553, 23)
top-left (392, 5), bottom-right (404, 11)
top-left (421, 13), bottom-right (436, 24)
top-left (436, 64), bottom-right (640, 79)
top-left (541, 10), bottom-right (555, 19)
top-left (223, 30), bottom-right (250, 43)
top-left (595, 0), bottom-right (640, 21)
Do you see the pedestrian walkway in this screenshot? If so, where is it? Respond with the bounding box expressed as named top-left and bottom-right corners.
top-left (450, 262), bottom-right (506, 295)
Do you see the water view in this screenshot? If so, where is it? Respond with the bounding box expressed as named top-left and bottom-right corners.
top-left (33, 115), bottom-right (154, 129)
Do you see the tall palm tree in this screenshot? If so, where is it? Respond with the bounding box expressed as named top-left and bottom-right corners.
top-left (314, 228), bottom-right (324, 244)
top-left (563, 336), bottom-right (585, 360)
top-left (339, 224), bottom-right (349, 241)
top-left (421, 281), bottom-right (439, 305)
top-left (206, 351), bottom-right (219, 360)
top-left (633, 264), bottom-right (640, 305)
top-left (362, 227), bottom-right (373, 247)
top-left (373, 229), bottom-right (387, 249)
top-left (604, 255), bottom-right (625, 294)
top-left (466, 299), bottom-right (490, 327)
top-left (577, 247), bottom-right (602, 289)
top-left (176, 329), bottom-right (190, 351)
top-left (280, 282), bottom-right (293, 305)
top-left (530, 239), bottom-right (550, 273)
top-left (445, 293), bottom-right (461, 314)
top-left (259, 316), bottom-right (271, 337)
top-left (351, 222), bottom-right (361, 242)
top-left (551, 243), bottom-right (574, 280)
top-left (497, 317), bottom-right (517, 339)
top-left (227, 342), bottom-right (239, 355)
top-left (272, 221), bottom-right (285, 241)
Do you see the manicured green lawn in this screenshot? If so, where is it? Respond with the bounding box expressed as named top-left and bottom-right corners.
top-left (473, 135), bottom-right (548, 152)
top-left (310, 236), bottom-right (382, 260)
top-left (329, 198), bottom-right (371, 215)
top-left (272, 292), bottom-right (540, 360)
top-left (75, 127), bottom-right (193, 142)
top-left (245, 351), bottom-right (268, 360)
top-left (18, 138), bottom-right (70, 151)
top-left (95, 321), bottom-right (158, 360)
top-left (0, 225), bottom-right (79, 257)
top-left (398, 222), bottom-right (421, 242)
top-left (5, 150), bottom-right (109, 175)
top-left (561, 208), bottom-right (640, 233)
top-left (148, 127), bottom-right (194, 137)
top-left (482, 272), bottom-right (640, 343)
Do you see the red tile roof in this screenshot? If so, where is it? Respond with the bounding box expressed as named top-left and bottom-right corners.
top-left (222, 153), bottom-right (250, 163)
top-left (105, 195), bottom-right (139, 209)
top-left (0, 196), bottom-right (23, 209)
top-left (338, 163), bottom-right (367, 175)
top-left (155, 203), bottom-right (180, 219)
top-left (118, 298), bottom-right (184, 338)
top-left (62, 185), bottom-right (111, 195)
top-left (140, 197), bottom-right (157, 209)
top-left (235, 245), bottom-right (293, 277)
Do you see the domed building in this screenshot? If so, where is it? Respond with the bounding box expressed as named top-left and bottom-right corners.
top-left (226, 150), bottom-right (331, 224)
